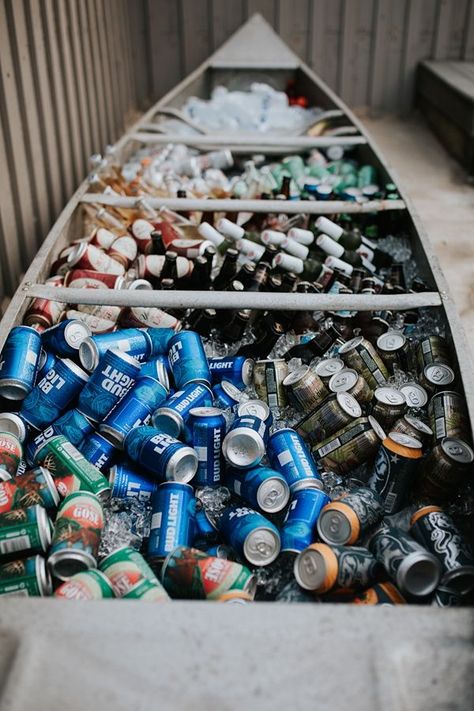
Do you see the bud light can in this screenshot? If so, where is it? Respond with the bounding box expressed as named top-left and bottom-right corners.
top-left (79, 432), bottom-right (117, 471)
top-left (79, 328), bottom-right (152, 372)
top-left (152, 382), bottom-right (213, 438)
top-left (212, 380), bottom-right (243, 410)
top-left (52, 408), bottom-right (94, 448)
top-left (139, 356), bottom-right (170, 391)
top-left (148, 482), bottom-right (196, 561)
top-left (208, 356), bottom-right (254, 390)
top-left (217, 505), bottom-right (281, 566)
top-left (281, 486), bottom-right (330, 553)
top-left (145, 327), bottom-right (175, 356)
top-left (222, 415), bottom-right (268, 469)
top-left (35, 349), bottom-right (57, 384)
top-left (267, 428), bottom-right (322, 492)
top-left (41, 319), bottom-right (91, 358)
top-left (187, 407), bottom-right (226, 487)
top-left (124, 426), bottom-right (198, 483)
top-left (225, 465), bottom-right (290, 514)
top-left (168, 331), bottom-right (211, 388)
top-left (0, 326), bottom-right (42, 400)
top-left (109, 463), bottom-right (157, 503)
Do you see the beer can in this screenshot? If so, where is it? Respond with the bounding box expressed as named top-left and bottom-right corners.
top-left (314, 357), bottom-right (345, 385)
top-left (283, 365), bottom-right (328, 412)
top-left (217, 505), bottom-right (281, 566)
top-left (152, 382), bottom-right (213, 439)
top-left (0, 326), bottom-right (42, 400)
top-left (212, 380), bottom-right (243, 409)
top-left (428, 390), bottom-right (470, 443)
top-left (67, 242), bottom-right (125, 275)
top-left (35, 348), bottom-right (57, 383)
top-left (0, 413), bottom-right (27, 443)
top-left (54, 569), bottom-right (115, 599)
top-left (193, 507), bottom-right (219, 547)
top-left (79, 432), bottom-right (117, 472)
top-left (392, 415), bottom-right (433, 446)
top-left (122, 577), bottom-right (170, 601)
top-left (313, 416), bottom-right (386, 475)
top-left (66, 310), bottom-right (116, 335)
top-left (79, 329), bottom-right (152, 372)
top-left (254, 359), bottom-right (288, 408)
top-left (431, 586), bottom-right (463, 608)
top-left (0, 432), bottom-right (22, 477)
top-left (48, 491), bottom-right (104, 581)
top-left (24, 295), bottom-right (64, 329)
top-left (237, 399), bottom-right (273, 428)
top-left (294, 543), bottom-right (380, 593)
top-left (120, 306), bottom-right (181, 332)
top-left (417, 335), bottom-right (450, 370)
top-left (317, 487), bottom-right (384, 545)
top-left (146, 328), bottom-right (176, 358)
top-left (420, 363), bottom-right (455, 392)
top-left (0, 466), bottom-right (59, 512)
top-left (41, 319), bottom-right (91, 358)
top-left (217, 590), bottom-right (254, 603)
top-left (208, 356), bottom-right (254, 389)
top-left (100, 545), bottom-right (168, 599)
top-left (124, 426), bottom-right (198, 483)
top-left (138, 356), bottom-right (170, 391)
top-left (187, 407), bottom-right (226, 487)
top-left (0, 505), bottom-right (52, 558)
top-left (168, 331), bottom-right (211, 389)
top-left (275, 580), bottom-right (316, 603)
top-left (148, 482), bottom-right (196, 561)
top-left (64, 268), bottom-right (125, 289)
top-left (52, 408), bottom-right (95, 448)
top-left (338, 336), bottom-right (388, 389)
top-left (399, 381), bottom-right (428, 409)
top-left (0, 554), bottom-right (52, 597)
top-left (368, 523), bottom-right (441, 597)
top-left (376, 331), bottom-right (409, 372)
top-left (222, 414), bottom-right (267, 469)
top-left (225, 465), bottom-right (290, 514)
top-left (161, 545), bottom-right (256, 600)
top-left (368, 432), bottom-right (422, 514)
top-left (267, 428), bottom-right (322, 492)
top-left (108, 234), bottom-right (137, 268)
top-left (281, 486), bottom-right (330, 553)
top-left (295, 392), bottom-right (362, 445)
top-left (410, 505), bottom-right (474, 594)
top-left (352, 582), bottom-right (406, 605)
top-left (328, 368), bottom-right (373, 404)
top-left (109, 463), bottom-right (157, 503)
top-left (417, 437), bottom-right (474, 500)
top-left (370, 387), bottom-right (406, 431)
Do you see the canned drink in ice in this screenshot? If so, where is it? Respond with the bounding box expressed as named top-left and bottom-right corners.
top-left (64, 268), bottom-right (125, 289)
top-left (100, 545), bottom-right (168, 599)
top-left (0, 466), bottom-right (59, 512)
top-left (392, 415), bottom-right (433, 446)
top-left (236, 399), bottom-right (273, 428)
top-left (418, 437), bottom-right (474, 500)
top-left (208, 356), bottom-right (254, 390)
top-left (0, 505), bottom-right (52, 558)
top-left (67, 242), bottom-right (125, 275)
top-left (416, 335), bottom-right (451, 370)
top-left (428, 390), bottom-right (470, 443)
top-left (317, 487), bottom-right (384, 545)
top-left (339, 336), bottom-right (388, 389)
top-left (41, 319), bottom-right (91, 358)
top-left (267, 428), bottom-right (322, 492)
top-left (124, 426), bottom-right (198, 483)
top-left (294, 543), bottom-right (380, 593)
top-left (0, 326), bottom-right (42, 400)
top-left (100, 376), bottom-right (168, 447)
top-left (376, 331), bottom-right (409, 373)
top-left (222, 414), bottom-right (267, 469)
top-left (148, 482), bottom-right (196, 560)
top-left (0, 413), bottom-right (27, 443)
top-left (120, 306), bottom-right (181, 332)
top-left (399, 381), bottom-right (428, 409)
top-left (48, 491), bottom-right (104, 581)
top-left (152, 382), bottom-right (213, 438)
top-left (20, 358), bottom-right (89, 430)
top-left (295, 392), bottom-right (362, 445)
top-left (138, 356), bottom-right (170, 391)
top-left (77, 348), bottom-right (141, 423)
top-left (109, 463), bottom-right (157, 503)
top-left (51, 408), bottom-right (95, 448)
top-left (217, 505), bottom-right (281, 567)
top-left (54, 569), bottom-right (115, 599)
top-left (35, 349), bottom-right (57, 384)
top-left (226, 465), bottom-right (290, 514)
top-left (79, 329), bottom-right (152, 372)
top-left (281, 486), bottom-right (331, 553)
top-left (352, 581), bottom-right (406, 605)
top-left (253, 359), bottom-right (288, 408)
top-left (420, 363), bottom-right (455, 392)
top-left (410, 505), bottom-right (474, 595)
top-left (161, 546), bottom-right (256, 600)
top-left (283, 365), bottom-right (329, 412)
top-left (0, 554), bottom-right (52, 597)
top-left (168, 331), bottom-right (211, 389)
top-left (24, 294), bottom-right (64, 330)
top-left (313, 416), bottom-right (386, 475)
top-left (187, 407), bottom-right (226, 487)
top-left (145, 328), bottom-right (176, 356)
top-left (368, 523), bottom-right (441, 597)
top-left (79, 432), bottom-right (117, 471)
top-left (193, 507), bottom-right (219, 547)
top-left (328, 367), bottom-right (373, 405)
top-left (0, 432), bottom-right (22, 477)
top-left (314, 357), bottom-right (345, 385)
top-left (370, 387), bottom-right (407, 432)
top-left (212, 380), bottom-right (243, 409)
top-left (368, 432), bottom-right (423, 514)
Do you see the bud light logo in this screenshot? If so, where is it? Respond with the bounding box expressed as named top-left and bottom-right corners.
top-left (38, 369), bottom-right (65, 394)
top-left (169, 341), bottom-right (183, 366)
top-left (164, 493), bottom-right (180, 550)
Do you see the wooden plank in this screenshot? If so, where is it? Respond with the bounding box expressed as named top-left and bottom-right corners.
top-left (97, 0), bottom-right (122, 140)
top-left (246, 0), bottom-right (277, 27)
top-left (463, 0), bottom-right (474, 60)
top-left (400, 0), bottom-right (439, 114)
top-left (278, 0), bottom-right (311, 63)
top-left (309, 0), bottom-right (344, 91)
top-left (448, 0), bottom-right (469, 59)
top-left (0, 112), bottom-right (23, 295)
top-left (211, 0), bottom-right (246, 50)
top-left (180, 0), bottom-right (212, 75)
top-left (147, 0), bottom-right (182, 99)
top-left (86, 0), bottom-right (113, 145)
top-left (77, 0), bottom-right (103, 154)
top-left (433, 0), bottom-right (453, 59)
top-left (339, 0), bottom-right (376, 108)
top-left (369, 0), bottom-right (408, 113)
top-left (127, 0), bottom-right (150, 108)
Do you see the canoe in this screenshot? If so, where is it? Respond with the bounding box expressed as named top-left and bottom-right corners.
top-left (0, 14), bottom-right (471, 711)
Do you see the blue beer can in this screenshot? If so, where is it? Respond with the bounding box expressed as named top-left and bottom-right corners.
top-left (139, 355), bottom-right (170, 391)
top-left (35, 349), bottom-right (57, 384)
top-left (222, 414), bottom-right (268, 469)
top-left (217, 505), bottom-right (281, 566)
top-left (152, 382), bottom-right (213, 438)
top-left (145, 328), bottom-right (175, 356)
top-left (212, 380), bottom-right (243, 410)
top-left (52, 408), bottom-right (94, 447)
top-left (124, 426), bottom-right (198, 483)
top-left (225, 465), bottom-right (290, 513)
top-left (187, 407), bottom-right (226, 487)
top-left (280, 486), bottom-right (331, 553)
top-left (41, 319), bottom-right (91, 358)
top-left (148, 482), bottom-right (196, 560)
top-left (267, 428), bottom-right (323, 492)
top-left (208, 356), bottom-right (254, 390)
top-left (193, 508), bottom-right (219, 546)
top-left (0, 326), bottom-right (42, 400)
top-left (77, 348), bottom-right (141, 423)
top-left (100, 376), bottom-right (168, 447)
top-left (26, 424), bottom-right (62, 464)
top-left (109, 462), bottom-right (157, 502)
top-left (168, 331), bottom-right (211, 389)
top-left (20, 358), bottom-right (89, 430)
top-left (79, 328), bottom-right (152, 372)
top-left (79, 432), bottom-right (117, 471)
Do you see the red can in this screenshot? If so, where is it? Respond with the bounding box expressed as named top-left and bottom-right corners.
top-left (120, 306), bottom-right (181, 330)
top-left (130, 219), bottom-right (154, 254)
top-left (137, 254), bottom-right (193, 281)
top-left (24, 276), bottom-right (65, 328)
top-left (64, 269), bottom-right (125, 290)
top-left (108, 235), bottom-right (138, 269)
top-left (89, 227), bottom-right (118, 250)
top-left (65, 310), bottom-right (117, 334)
top-left (67, 243), bottom-right (125, 275)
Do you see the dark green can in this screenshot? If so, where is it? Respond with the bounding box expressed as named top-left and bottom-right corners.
top-left (0, 505), bottom-right (52, 559)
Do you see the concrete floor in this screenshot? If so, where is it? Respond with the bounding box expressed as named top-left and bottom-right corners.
top-left (361, 112), bottom-right (474, 353)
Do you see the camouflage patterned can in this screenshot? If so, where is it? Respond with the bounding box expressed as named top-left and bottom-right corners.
top-left (417, 437), bottom-right (474, 500)
top-left (328, 368), bottom-right (373, 405)
top-left (254, 359), bottom-right (288, 408)
top-left (54, 569), bottom-right (115, 600)
top-left (0, 466), bottom-right (59, 513)
top-left (416, 335), bottom-right (451, 370)
top-left (352, 581), bottom-right (406, 605)
top-left (370, 387), bottom-right (407, 432)
top-left (0, 554), bottom-right (52, 597)
top-left (338, 336), bottom-right (388, 390)
top-left (0, 505), bottom-right (52, 559)
top-left (283, 365), bottom-right (328, 412)
top-left (294, 542), bottom-right (381, 593)
top-left (391, 415), bottom-right (433, 446)
top-left (296, 392), bottom-right (362, 445)
top-left (100, 546), bottom-right (168, 600)
top-left (427, 390), bottom-right (470, 443)
top-left (312, 416), bottom-right (386, 475)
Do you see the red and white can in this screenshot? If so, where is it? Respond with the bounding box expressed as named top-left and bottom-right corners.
top-left (50, 246), bottom-right (75, 276)
top-left (120, 307), bottom-right (182, 331)
top-left (137, 254), bottom-right (193, 280)
top-left (130, 219), bottom-right (155, 254)
top-left (66, 310), bottom-right (117, 334)
top-left (64, 269), bottom-right (125, 290)
top-left (24, 276), bottom-right (65, 328)
top-left (76, 303), bottom-right (122, 323)
top-left (89, 227), bottom-right (118, 250)
top-left (108, 234), bottom-right (138, 269)
top-left (67, 243), bottom-right (125, 276)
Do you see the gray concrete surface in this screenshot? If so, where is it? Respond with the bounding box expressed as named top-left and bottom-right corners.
top-left (361, 112), bottom-right (474, 353)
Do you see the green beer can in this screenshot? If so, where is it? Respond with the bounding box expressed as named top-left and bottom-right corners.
top-left (0, 505), bottom-right (52, 559)
top-left (55, 569), bottom-right (115, 600)
top-left (0, 554), bottom-right (52, 597)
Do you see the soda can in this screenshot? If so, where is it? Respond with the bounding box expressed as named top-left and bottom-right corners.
top-left (161, 545), bottom-right (256, 599)
top-left (0, 555), bottom-right (52, 597)
top-left (352, 582), bottom-right (406, 605)
top-left (147, 482), bottom-right (196, 560)
top-left (139, 356), bottom-right (170, 391)
top-left (77, 348), bottom-right (141, 423)
top-left (76, 303), bottom-right (122, 324)
top-left (283, 365), bottom-right (328, 412)
top-left (376, 331), bottom-right (409, 373)
top-left (410, 505), bottom-right (474, 595)
top-left (0, 505), bottom-right (52, 558)
top-left (417, 437), bottom-right (474, 500)
top-left (100, 376), bottom-right (168, 447)
top-left (208, 356), bottom-right (254, 390)
top-left (237, 399), bottom-right (273, 429)
top-left (145, 328), bottom-right (176, 357)
top-left (0, 326), bottom-right (42, 400)
top-left (100, 545), bottom-right (167, 598)
top-left (217, 505), bottom-right (281, 566)
top-left (0, 413), bottom-right (27, 443)
top-left (275, 580), bottom-right (316, 603)
top-left (0, 432), bottom-right (22, 477)
top-left (294, 543), bottom-right (380, 593)
top-left (35, 349), bottom-right (57, 383)
top-left (328, 368), bottom-right (373, 405)
top-left (34, 435), bottom-right (111, 502)
top-left (314, 357), bottom-right (345, 385)
top-left (368, 432), bottom-right (422, 514)
top-left (120, 306), bottom-right (181, 331)
top-left (20, 358), bottom-right (89, 430)
top-left (226, 465), bottom-right (290, 514)
top-left (124, 426), bottom-right (198, 483)
top-left (313, 416), bottom-right (386, 475)
top-left (281, 486), bottom-right (331, 553)
top-left (187, 407), bottom-right (226, 487)
top-left (168, 331), bottom-right (211, 389)
top-left (267, 428), bottom-right (322, 492)
top-left (212, 380), bottom-right (243, 409)
top-left (48, 491), bottom-right (104, 580)
top-left (67, 242), bottom-right (125, 275)
top-left (431, 586), bottom-right (463, 608)
top-left (41, 319), bottom-right (91, 358)
top-left (392, 415), bottom-right (433, 446)
top-left (370, 387), bottom-right (407, 431)
top-left (0, 466), bottom-right (59, 512)
top-left (254, 359), bottom-right (288, 408)
top-left (152, 382), bottom-right (213, 439)
top-left (79, 432), bottom-right (117, 472)
top-left (222, 414), bottom-right (267, 469)
top-left (64, 268), bottom-right (125, 289)
top-left (24, 295), bottom-right (64, 329)
top-left (51, 408), bottom-right (95, 448)
top-left (108, 234), bottom-right (137, 268)
top-left (368, 523), bottom-right (441, 597)
top-left (295, 393), bottom-right (362, 445)
top-left (317, 487), bottom-right (384, 545)
top-left (79, 329), bottom-right (152, 372)
top-left (109, 463), bottom-right (157, 503)
top-left (399, 381), bottom-right (428, 409)
top-left (420, 363), bottom-right (455, 392)
top-left (54, 569), bottom-right (115, 600)
top-left (122, 577), bottom-right (170, 601)
top-left (339, 336), bottom-right (388, 389)
top-left (416, 335), bottom-right (451, 370)
top-left (428, 390), bottom-right (470, 443)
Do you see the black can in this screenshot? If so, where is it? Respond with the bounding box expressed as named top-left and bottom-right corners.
top-left (295, 392), bottom-right (362, 445)
top-left (427, 390), bottom-right (470, 443)
top-left (431, 586), bottom-right (463, 608)
top-left (293, 542), bottom-right (381, 594)
top-left (417, 437), bottom-right (474, 500)
top-left (317, 486), bottom-right (384, 545)
top-left (368, 432), bottom-right (423, 514)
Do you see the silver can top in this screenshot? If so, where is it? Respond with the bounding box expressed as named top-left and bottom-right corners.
top-left (36, 554), bottom-right (53, 596)
top-left (317, 508), bottom-right (353, 545)
top-left (329, 368), bottom-right (359, 393)
top-left (368, 416), bottom-right (386, 441)
top-left (189, 406), bottom-right (224, 418)
top-left (404, 415), bottom-right (433, 437)
top-left (243, 526), bottom-right (281, 566)
top-left (237, 399), bottom-right (270, 422)
top-left (315, 358), bottom-right (345, 378)
top-left (256, 477), bottom-right (290, 513)
top-left (338, 335), bottom-right (364, 354)
top-left (166, 446), bottom-right (198, 483)
top-left (424, 364), bottom-right (455, 386)
top-left (282, 365), bottom-right (310, 387)
top-left (376, 330), bottom-right (406, 352)
top-left (36, 505), bottom-right (53, 552)
top-left (0, 413), bottom-right (27, 442)
top-left (222, 428), bottom-right (265, 469)
top-left (440, 437), bottom-right (474, 464)
top-left (64, 320), bottom-right (92, 350)
top-left (388, 432), bottom-right (422, 449)
top-left (400, 382), bottom-right (428, 408)
top-left (293, 547), bottom-right (327, 591)
top-left (221, 380), bottom-right (243, 402)
top-left (79, 338), bottom-right (99, 372)
top-left (336, 392), bottom-right (362, 418)
top-left (374, 387), bottom-right (405, 406)
top-left (241, 358), bottom-right (255, 386)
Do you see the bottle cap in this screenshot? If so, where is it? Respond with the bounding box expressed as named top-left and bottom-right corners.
top-left (324, 256), bottom-right (353, 275)
top-left (287, 227), bottom-right (314, 245)
top-left (316, 234), bottom-right (344, 258)
top-left (316, 216), bottom-right (343, 241)
top-left (216, 218), bottom-right (244, 241)
top-left (261, 230), bottom-right (285, 246)
top-left (281, 237), bottom-right (309, 261)
top-left (197, 222), bottom-right (225, 247)
top-left (273, 253), bottom-right (304, 274)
